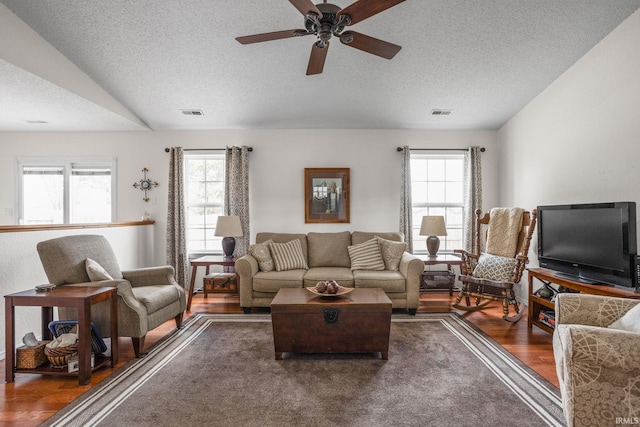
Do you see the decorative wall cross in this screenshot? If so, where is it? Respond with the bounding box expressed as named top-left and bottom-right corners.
top-left (133, 167), bottom-right (159, 202)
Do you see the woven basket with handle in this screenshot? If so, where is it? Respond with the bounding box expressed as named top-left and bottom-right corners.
top-left (44, 344), bottom-right (79, 367)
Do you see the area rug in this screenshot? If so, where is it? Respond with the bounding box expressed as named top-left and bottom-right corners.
top-left (41, 313), bottom-right (565, 427)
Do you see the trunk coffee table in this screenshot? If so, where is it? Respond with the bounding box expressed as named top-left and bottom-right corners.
top-left (270, 287), bottom-right (392, 360)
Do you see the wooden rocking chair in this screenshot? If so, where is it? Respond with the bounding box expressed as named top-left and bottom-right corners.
top-left (453, 208), bottom-right (537, 322)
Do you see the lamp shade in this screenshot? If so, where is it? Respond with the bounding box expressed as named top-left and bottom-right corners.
top-left (214, 216), bottom-right (243, 237)
top-left (419, 216), bottom-right (447, 236)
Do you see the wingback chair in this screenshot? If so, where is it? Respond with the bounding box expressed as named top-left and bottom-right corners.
top-left (37, 234), bottom-right (186, 357)
top-left (553, 293), bottom-right (640, 427)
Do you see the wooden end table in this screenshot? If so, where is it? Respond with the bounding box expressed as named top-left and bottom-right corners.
top-left (187, 255), bottom-right (236, 310)
top-left (270, 288), bottom-right (392, 360)
top-left (5, 286), bottom-right (118, 385)
top-left (417, 254), bottom-right (463, 296)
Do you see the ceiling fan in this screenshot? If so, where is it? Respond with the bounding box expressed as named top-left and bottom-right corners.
top-left (236, 0), bottom-right (406, 75)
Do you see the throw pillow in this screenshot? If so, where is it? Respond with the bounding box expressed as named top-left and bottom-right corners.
top-left (268, 240), bottom-right (308, 271)
top-left (249, 240), bottom-right (274, 272)
top-left (376, 236), bottom-right (407, 270)
top-left (348, 238), bottom-right (385, 271)
top-left (472, 253), bottom-right (517, 282)
top-left (608, 303), bottom-right (640, 333)
top-left (85, 258), bottom-right (113, 281)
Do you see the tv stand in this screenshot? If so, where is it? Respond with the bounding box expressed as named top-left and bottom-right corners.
top-left (527, 267), bottom-right (640, 334)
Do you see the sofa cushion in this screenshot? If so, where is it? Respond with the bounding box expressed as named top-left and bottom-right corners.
top-left (253, 270), bottom-right (305, 292)
top-left (303, 267), bottom-right (354, 287)
top-left (351, 231), bottom-right (403, 245)
top-left (353, 270), bottom-right (406, 293)
top-left (472, 253), bottom-right (517, 282)
top-left (307, 231), bottom-right (351, 268)
top-left (348, 238), bottom-right (385, 271)
top-left (248, 240), bottom-right (274, 272)
top-left (268, 239), bottom-right (309, 271)
top-left (608, 303), bottom-right (640, 333)
top-left (376, 237), bottom-right (407, 271)
top-left (256, 233), bottom-right (308, 260)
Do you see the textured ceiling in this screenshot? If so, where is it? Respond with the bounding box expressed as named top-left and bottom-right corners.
top-left (0, 0), bottom-right (639, 132)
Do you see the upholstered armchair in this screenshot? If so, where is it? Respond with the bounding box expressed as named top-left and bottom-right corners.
top-left (553, 293), bottom-right (640, 427)
top-left (37, 234), bottom-right (186, 357)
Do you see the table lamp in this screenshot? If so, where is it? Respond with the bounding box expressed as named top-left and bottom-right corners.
top-left (214, 215), bottom-right (243, 258)
top-left (419, 216), bottom-right (447, 256)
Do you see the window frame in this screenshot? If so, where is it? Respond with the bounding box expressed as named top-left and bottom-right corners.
top-left (16, 157), bottom-right (117, 225)
top-left (410, 152), bottom-right (465, 254)
top-left (183, 152), bottom-right (226, 256)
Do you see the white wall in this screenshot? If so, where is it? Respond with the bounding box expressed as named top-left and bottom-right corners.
top-left (498, 10), bottom-right (640, 298)
top-left (0, 129), bottom-right (500, 263)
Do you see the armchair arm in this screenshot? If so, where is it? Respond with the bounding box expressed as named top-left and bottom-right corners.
top-left (121, 266), bottom-right (178, 287)
top-left (454, 249), bottom-right (479, 276)
top-left (555, 293), bottom-right (640, 328)
top-left (555, 324), bottom-right (640, 372)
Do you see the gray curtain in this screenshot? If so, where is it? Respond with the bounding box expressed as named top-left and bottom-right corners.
top-left (225, 146), bottom-right (250, 258)
top-left (399, 145), bottom-right (413, 253)
top-left (463, 146), bottom-right (483, 253)
top-left (166, 146), bottom-right (188, 288)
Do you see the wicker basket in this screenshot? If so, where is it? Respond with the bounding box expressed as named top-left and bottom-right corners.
top-left (44, 344), bottom-right (79, 367)
top-left (16, 342), bottom-right (49, 369)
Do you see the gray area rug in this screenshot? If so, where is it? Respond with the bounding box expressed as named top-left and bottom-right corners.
top-left (41, 313), bottom-right (565, 427)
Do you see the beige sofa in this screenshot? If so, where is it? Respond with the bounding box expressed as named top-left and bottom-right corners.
top-left (235, 231), bottom-right (424, 314)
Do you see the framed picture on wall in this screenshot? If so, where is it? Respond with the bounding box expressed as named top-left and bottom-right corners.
top-left (304, 168), bottom-right (350, 223)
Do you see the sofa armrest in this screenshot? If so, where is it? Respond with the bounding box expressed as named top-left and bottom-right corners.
top-left (121, 266), bottom-right (178, 287)
top-left (398, 252), bottom-right (425, 309)
top-left (235, 254), bottom-right (259, 308)
top-left (555, 293), bottom-right (640, 328)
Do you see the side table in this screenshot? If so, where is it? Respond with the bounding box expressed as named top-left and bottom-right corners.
top-left (416, 254), bottom-right (463, 296)
top-left (187, 255), bottom-right (236, 310)
top-left (5, 286), bottom-right (118, 386)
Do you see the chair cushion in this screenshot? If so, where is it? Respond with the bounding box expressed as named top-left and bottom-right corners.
top-left (348, 238), bottom-right (385, 271)
top-left (376, 237), bottom-right (407, 271)
top-left (268, 240), bottom-right (309, 271)
top-left (303, 267), bottom-right (354, 287)
top-left (353, 270), bottom-right (406, 292)
top-left (608, 303), bottom-right (640, 333)
top-left (248, 240), bottom-right (274, 272)
top-left (472, 253), bottom-right (517, 282)
top-left (86, 258), bottom-right (113, 281)
top-left (131, 285), bottom-right (183, 315)
top-left (253, 270), bottom-right (305, 292)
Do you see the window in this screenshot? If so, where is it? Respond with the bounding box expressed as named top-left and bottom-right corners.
top-left (411, 154), bottom-right (464, 253)
top-left (185, 154), bottom-right (225, 253)
top-left (17, 158), bottom-right (115, 225)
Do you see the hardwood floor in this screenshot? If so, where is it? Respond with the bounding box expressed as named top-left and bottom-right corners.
top-left (1, 291), bottom-right (557, 426)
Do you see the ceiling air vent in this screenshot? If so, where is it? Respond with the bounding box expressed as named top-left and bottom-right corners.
top-left (26, 120), bottom-right (48, 124)
top-left (430, 109), bottom-right (452, 116)
top-left (181, 109), bottom-right (204, 116)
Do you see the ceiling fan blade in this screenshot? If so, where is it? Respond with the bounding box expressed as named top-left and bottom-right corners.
top-left (338, 0), bottom-right (406, 25)
top-left (289, 0), bottom-right (323, 18)
top-left (340, 31), bottom-right (401, 59)
top-left (306, 41), bottom-right (329, 75)
top-left (236, 29), bottom-right (308, 45)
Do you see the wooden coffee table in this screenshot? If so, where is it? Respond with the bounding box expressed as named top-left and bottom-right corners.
top-left (270, 287), bottom-right (392, 360)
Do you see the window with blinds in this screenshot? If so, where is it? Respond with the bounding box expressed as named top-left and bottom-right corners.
top-left (18, 159), bottom-right (115, 225)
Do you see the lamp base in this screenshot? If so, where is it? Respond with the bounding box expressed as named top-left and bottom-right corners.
top-left (221, 237), bottom-right (236, 258)
top-left (426, 236), bottom-right (440, 257)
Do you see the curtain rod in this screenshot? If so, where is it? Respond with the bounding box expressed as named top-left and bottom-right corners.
top-left (164, 147), bottom-right (253, 153)
top-left (396, 147), bottom-right (485, 152)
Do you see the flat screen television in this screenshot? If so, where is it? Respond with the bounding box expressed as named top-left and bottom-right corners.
top-left (537, 202), bottom-right (638, 290)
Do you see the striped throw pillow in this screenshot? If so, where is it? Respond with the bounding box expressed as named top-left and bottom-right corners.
top-left (268, 239), bottom-right (308, 271)
top-left (348, 238), bottom-right (385, 271)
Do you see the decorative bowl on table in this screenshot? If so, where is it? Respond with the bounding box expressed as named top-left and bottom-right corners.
top-left (306, 280), bottom-right (354, 297)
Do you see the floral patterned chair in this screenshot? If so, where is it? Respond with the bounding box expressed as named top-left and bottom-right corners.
top-left (553, 293), bottom-right (640, 427)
